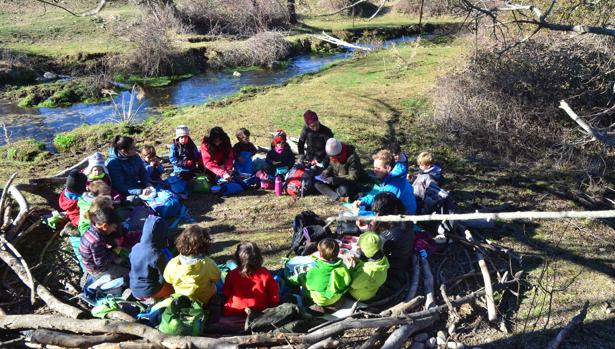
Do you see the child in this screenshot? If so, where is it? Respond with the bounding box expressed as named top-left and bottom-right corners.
top-left (163, 226), bottom-right (221, 304)
top-left (265, 130), bottom-right (295, 176)
top-left (388, 143), bottom-right (409, 179)
top-left (169, 125), bottom-right (200, 181)
top-left (83, 152), bottom-right (112, 187)
top-left (141, 145), bottom-right (165, 186)
top-left (59, 170), bottom-right (88, 235)
top-left (348, 232), bottom-right (390, 301)
top-left (233, 128), bottom-right (258, 176)
top-left (304, 238), bottom-right (351, 307)
top-left (222, 242), bottom-right (280, 316)
top-left (79, 206), bottom-right (129, 280)
top-left (412, 151), bottom-right (443, 185)
top-left (77, 180), bottom-right (112, 235)
top-left (129, 215), bottom-right (174, 301)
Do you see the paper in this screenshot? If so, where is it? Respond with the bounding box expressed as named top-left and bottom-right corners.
top-left (315, 175), bottom-right (327, 183)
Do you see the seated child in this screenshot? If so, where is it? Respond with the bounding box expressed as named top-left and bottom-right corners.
top-left (78, 180), bottom-right (112, 235)
top-left (388, 143), bottom-right (409, 178)
top-left (141, 145), bottom-right (165, 187)
top-left (304, 238), bottom-right (352, 307)
top-left (222, 242), bottom-right (280, 316)
top-left (169, 125), bottom-right (200, 181)
top-left (83, 152), bottom-right (112, 187)
top-left (79, 206), bottom-right (129, 281)
top-left (348, 232), bottom-right (390, 301)
top-left (163, 226), bottom-right (221, 304)
top-left (129, 215), bottom-right (173, 301)
top-left (59, 170), bottom-right (88, 235)
top-left (411, 151), bottom-right (443, 185)
top-left (265, 130), bottom-right (295, 176)
top-left (233, 128), bottom-right (258, 176)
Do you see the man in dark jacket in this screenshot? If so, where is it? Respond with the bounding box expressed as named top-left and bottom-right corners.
top-left (298, 110), bottom-right (334, 168)
top-left (315, 138), bottom-right (367, 202)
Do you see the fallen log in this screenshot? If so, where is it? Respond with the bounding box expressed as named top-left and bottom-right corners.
top-left (405, 254), bottom-right (420, 302)
top-left (546, 301), bottom-right (590, 349)
top-left (420, 256), bottom-right (435, 310)
top-left (93, 341), bottom-right (166, 349)
top-left (464, 230), bottom-right (497, 322)
top-left (0, 173), bottom-right (17, 228)
top-left (380, 296), bottom-right (424, 317)
top-left (30, 329), bottom-right (132, 348)
top-left (380, 316), bottom-right (439, 349)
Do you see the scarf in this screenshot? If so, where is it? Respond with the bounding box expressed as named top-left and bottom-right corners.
top-left (330, 144), bottom-right (348, 164)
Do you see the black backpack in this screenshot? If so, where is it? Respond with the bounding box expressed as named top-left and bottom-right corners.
top-left (289, 211), bottom-right (331, 257)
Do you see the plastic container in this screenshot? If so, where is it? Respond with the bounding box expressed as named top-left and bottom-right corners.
top-left (275, 176), bottom-right (283, 197)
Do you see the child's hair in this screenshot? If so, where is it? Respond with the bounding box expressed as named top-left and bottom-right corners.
top-left (235, 242), bottom-right (263, 276)
top-left (203, 127), bottom-right (232, 151)
top-left (88, 180), bottom-right (111, 196)
top-left (85, 195), bottom-right (113, 222)
top-left (372, 149), bottom-right (395, 168)
top-left (140, 145), bottom-right (157, 159)
top-left (388, 143), bottom-right (402, 156)
top-left (92, 205), bottom-right (121, 226)
top-left (417, 151), bottom-right (434, 167)
top-left (175, 225), bottom-right (212, 256)
top-left (113, 135), bottom-right (135, 152)
top-left (236, 128), bottom-right (251, 142)
top-left (318, 238), bottom-right (339, 262)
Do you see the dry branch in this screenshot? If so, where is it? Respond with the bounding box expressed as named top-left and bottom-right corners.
top-left (6, 185), bottom-right (30, 239)
top-left (420, 256), bottom-right (435, 310)
top-left (1, 238), bottom-right (35, 304)
top-left (311, 32), bottom-right (371, 51)
top-left (405, 254), bottom-right (420, 301)
top-left (0, 173), bottom-right (17, 228)
top-left (560, 100), bottom-right (615, 147)
top-left (546, 301), bottom-right (590, 349)
top-left (380, 296), bottom-right (424, 317)
top-left (380, 316), bottom-right (439, 349)
top-left (30, 329), bottom-right (131, 348)
top-left (464, 230), bottom-right (497, 321)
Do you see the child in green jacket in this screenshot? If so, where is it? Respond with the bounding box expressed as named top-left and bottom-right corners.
top-left (304, 238), bottom-right (352, 307)
top-left (349, 232), bottom-right (390, 301)
top-left (77, 180), bottom-right (112, 235)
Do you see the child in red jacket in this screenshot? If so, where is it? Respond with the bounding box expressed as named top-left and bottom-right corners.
top-left (222, 242), bottom-right (280, 316)
top-left (59, 170), bottom-right (88, 235)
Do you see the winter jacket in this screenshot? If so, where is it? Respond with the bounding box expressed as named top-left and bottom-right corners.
top-left (169, 139), bottom-right (200, 175)
top-left (349, 256), bottom-right (389, 301)
top-left (380, 223), bottom-right (414, 291)
top-left (265, 145), bottom-right (295, 173)
top-left (305, 258), bottom-right (352, 306)
top-left (59, 189), bottom-right (81, 227)
top-left (390, 153), bottom-right (409, 179)
top-left (200, 142), bottom-right (234, 178)
top-left (298, 124), bottom-right (334, 164)
top-left (416, 164), bottom-right (443, 185)
top-left (322, 144), bottom-right (368, 185)
top-left (106, 147), bottom-right (151, 196)
top-left (222, 267), bottom-right (280, 316)
top-left (359, 170), bottom-right (417, 214)
top-left (143, 160), bottom-right (164, 183)
top-left (77, 192), bottom-right (95, 235)
top-left (129, 215), bottom-right (170, 299)
top-left (163, 255), bottom-right (221, 304)
top-left (79, 225), bottom-right (115, 274)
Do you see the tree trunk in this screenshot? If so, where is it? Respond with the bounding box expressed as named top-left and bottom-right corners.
top-left (288, 0), bottom-right (297, 24)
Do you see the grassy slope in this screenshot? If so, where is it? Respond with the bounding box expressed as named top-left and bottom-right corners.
top-left (1, 38), bottom-right (613, 347)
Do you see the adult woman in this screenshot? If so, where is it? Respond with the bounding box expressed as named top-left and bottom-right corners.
top-left (200, 127), bottom-right (234, 182)
top-left (107, 135), bottom-right (153, 197)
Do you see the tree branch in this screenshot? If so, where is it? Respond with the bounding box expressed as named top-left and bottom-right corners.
top-left (560, 100), bottom-right (615, 147)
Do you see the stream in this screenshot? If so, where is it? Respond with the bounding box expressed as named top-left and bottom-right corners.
top-left (0, 36), bottom-right (418, 146)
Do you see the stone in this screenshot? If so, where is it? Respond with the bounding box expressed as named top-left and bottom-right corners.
top-left (232, 71), bottom-right (241, 77)
top-left (43, 72), bottom-right (58, 80)
top-left (415, 333), bottom-right (429, 342)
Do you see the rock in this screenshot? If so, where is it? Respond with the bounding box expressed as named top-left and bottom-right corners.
top-left (447, 342), bottom-right (465, 349)
top-left (43, 72), bottom-right (58, 80)
top-left (426, 338), bottom-right (437, 349)
top-left (232, 71), bottom-right (241, 77)
top-left (411, 342), bottom-right (425, 349)
top-left (415, 333), bottom-right (429, 342)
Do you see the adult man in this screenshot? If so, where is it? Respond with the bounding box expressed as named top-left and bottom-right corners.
top-left (315, 138), bottom-right (368, 202)
top-left (298, 110), bottom-right (334, 169)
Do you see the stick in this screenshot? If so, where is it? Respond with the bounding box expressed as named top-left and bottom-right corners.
top-left (30, 329), bottom-right (131, 348)
top-left (405, 254), bottom-right (420, 301)
top-left (380, 296), bottom-right (424, 317)
top-left (6, 185), bottom-right (30, 240)
top-left (464, 230), bottom-right (497, 321)
top-left (379, 316), bottom-right (439, 349)
top-left (307, 337), bottom-right (340, 349)
top-left (0, 173), bottom-right (17, 228)
top-left (1, 238), bottom-right (35, 304)
top-left (546, 301), bottom-right (590, 349)
top-left (93, 341), bottom-right (166, 349)
top-left (559, 100), bottom-right (615, 146)
top-left (420, 256), bottom-right (435, 309)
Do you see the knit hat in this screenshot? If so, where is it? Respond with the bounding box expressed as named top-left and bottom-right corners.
top-left (83, 152), bottom-right (108, 177)
top-left (303, 110), bottom-right (318, 125)
top-left (66, 170), bottom-right (87, 195)
top-left (273, 129), bottom-right (287, 145)
top-left (325, 138), bottom-right (342, 156)
top-left (175, 125), bottom-right (190, 139)
top-left (358, 232), bottom-right (382, 258)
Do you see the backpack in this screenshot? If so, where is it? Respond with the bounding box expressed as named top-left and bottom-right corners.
top-left (144, 190), bottom-right (183, 220)
top-left (158, 294), bottom-right (205, 336)
top-left (289, 211), bottom-right (331, 256)
top-left (165, 175), bottom-right (188, 197)
top-left (284, 164), bottom-right (314, 197)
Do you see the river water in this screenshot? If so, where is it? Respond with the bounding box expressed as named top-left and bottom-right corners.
top-left (0, 36), bottom-right (418, 146)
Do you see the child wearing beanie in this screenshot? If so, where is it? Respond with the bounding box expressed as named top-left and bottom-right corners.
top-left (169, 125), bottom-right (201, 181)
top-left (348, 232), bottom-right (390, 301)
top-left (265, 129), bottom-right (295, 176)
top-left (83, 152), bottom-right (112, 187)
top-left (59, 170), bottom-right (88, 235)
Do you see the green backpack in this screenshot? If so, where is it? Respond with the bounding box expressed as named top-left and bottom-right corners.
top-left (193, 176), bottom-right (211, 193)
top-left (158, 294), bottom-right (206, 336)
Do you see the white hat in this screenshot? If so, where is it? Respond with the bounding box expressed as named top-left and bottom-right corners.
top-left (325, 138), bottom-right (342, 156)
top-left (175, 125), bottom-right (190, 139)
top-left (83, 152), bottom-right (109, 176)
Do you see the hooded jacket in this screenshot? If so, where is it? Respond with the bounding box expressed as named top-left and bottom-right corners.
top-left (79, 225), bottom-right (115, 274)
top-left (169, 138), bottom-right (201, 175)
top-left (77, 192), bottom-right (96, 235)
top-left (163, 255), bottom-right (221, 304)
top-left (305, 258), bottom-right (351, 306)
top-left (106, 147), bottom-right (151, 196)
top-left (390, 153), bottom-right (409, 179)
top-left (349, 256), bottom-right (389, 301)
top-left (200, 142), bottom-right (234, 178)
top-left (129, 215), bottom-right (170, 298)
top-left (222, 267), bottom-right (280, 316)
top-left (322, 144), bottom-right (368, 185)
top-left (380, 223), bottom-right (414, 291)
top-left (359, 170), bottom-right (417, 214)
top-left (265, 145), bottom-right (295, 173)
top-left (59, 189), bottom-right (81, 227)
top-left (298, 124), bottom-right (334, 164)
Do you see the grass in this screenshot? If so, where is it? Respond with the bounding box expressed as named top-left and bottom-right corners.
top-left (299, 13), bottom-right (460, 32)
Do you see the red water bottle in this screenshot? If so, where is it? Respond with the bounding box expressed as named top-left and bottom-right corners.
top-left (275, 175), bottom-right (283, 197)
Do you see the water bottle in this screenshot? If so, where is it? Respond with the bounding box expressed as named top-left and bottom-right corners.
top-left (275, 175), bottom-right (283, 197)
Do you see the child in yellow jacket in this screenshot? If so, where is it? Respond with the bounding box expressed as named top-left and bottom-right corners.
top-left (163, 226), bottom-right (220, 304)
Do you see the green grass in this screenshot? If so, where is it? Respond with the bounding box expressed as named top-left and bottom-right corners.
top-left (299, 14), bottom-right (460, 32)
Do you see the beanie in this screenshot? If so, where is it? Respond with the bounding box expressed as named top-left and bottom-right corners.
top-left (358, 232), bottom-right (382, 258)
top-left (66, 170), bottom-right (88, 195)
top-left (83, 152), bottom-right (108, 177)
top-left (325, 138), bottom-right (342, 156)
top-left (175, 125), bottom-right (190, 139)
top-left (303, 110), bottom-right (318, 125)
top-left (273, 129), bottom-right (287, 145)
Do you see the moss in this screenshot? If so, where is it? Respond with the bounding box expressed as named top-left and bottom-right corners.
top-left (53, 133), bottom-right (77, 152)
top-left (1, 139), bottom-right (47, 162)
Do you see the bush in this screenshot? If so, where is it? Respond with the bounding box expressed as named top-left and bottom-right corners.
top-left (393, 0), bottom-right (452, 16)
top-left (177, 0), bottom-right (289, 36)
top-left (53, 133), bottom-right (77, 152)
top-left (431, 36), bottom-right (614, 170)
top-left (1, 139), bottom-right (47, 162)
top-left (207, 31), bottom-right (291, 68)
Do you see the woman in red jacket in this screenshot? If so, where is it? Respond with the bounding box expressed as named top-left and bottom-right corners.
top-left (200, 127), bottom-right (234, 183)
top-left (222, 242), bottom-right (279, 316)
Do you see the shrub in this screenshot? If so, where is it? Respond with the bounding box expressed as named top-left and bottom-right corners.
top-left (393, 0), bottom-right (452, 16)
top-left (53, 133), bottom-right (77, 152)
top-left (207, 31), bottom-right (291, 68)
top-left (1, 139), bottom-right (47, 162)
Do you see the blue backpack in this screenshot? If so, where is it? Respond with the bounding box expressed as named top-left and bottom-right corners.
top-left (144, 190), bottom-right (183, 220)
